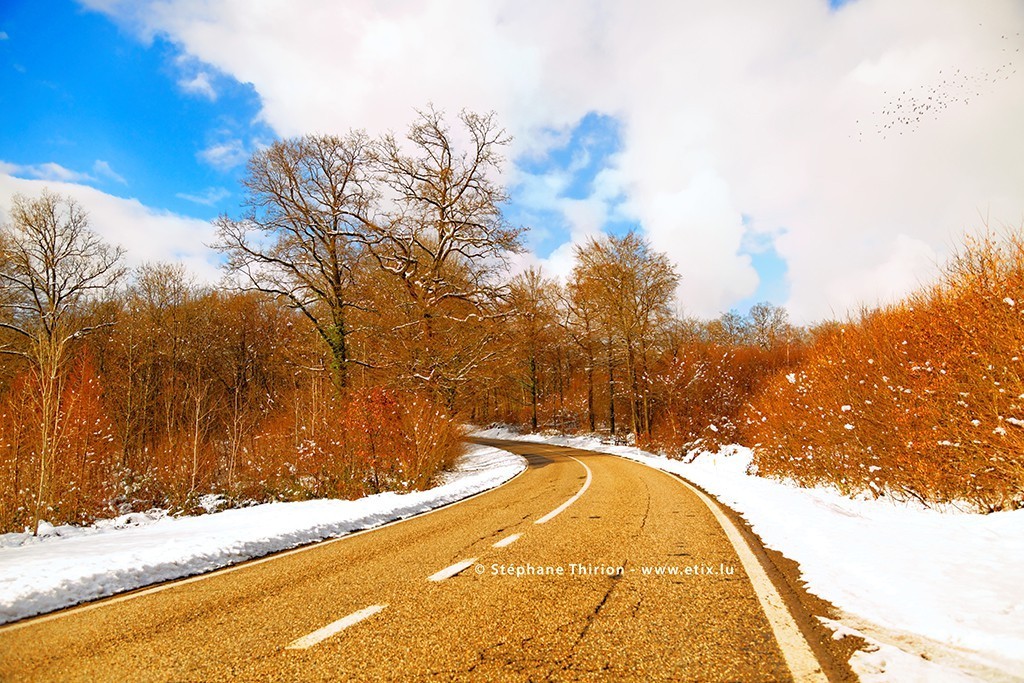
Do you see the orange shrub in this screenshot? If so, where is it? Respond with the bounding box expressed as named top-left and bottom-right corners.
top-left (0, 365), bottom-right (465, 532)
top-left (746, 232), bottom-right (1024, 510)
top-left (233, 387), bottom-right (464, 503)
top-left (646, 342), bottom-right (800, 454)
top-left (0, 355), bottom-right (120, 532)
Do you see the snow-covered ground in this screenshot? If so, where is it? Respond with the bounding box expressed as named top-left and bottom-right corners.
top-left (474, 427), bottom-right (1024, 683)
top-left (0, 444), bottom-right (525, 625)
top-left (4, 426), bottom-right (1020, 682)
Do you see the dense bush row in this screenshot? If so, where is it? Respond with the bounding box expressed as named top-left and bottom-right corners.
top-left (744, 234), bottom-right (1024, 510)
top-left (492, 231), bottom-right (1024, 511)
top-left (0, 311), bottom-right (464, 532)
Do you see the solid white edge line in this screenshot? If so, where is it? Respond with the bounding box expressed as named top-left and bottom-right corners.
top-left (492, 533), bottom-right (521, 548)
top-left (481, 438), bottom-right (827, 682)
top-left (285, 604), bottom-right (387, 650)
top-left (534, 456), bottom-right (592, 524)
top-left (653, 468), bottom-right (828, 682)
top-left (427, 557), bottom-right (478, 582)
top-left (0, 449), bottom-right (530, 634)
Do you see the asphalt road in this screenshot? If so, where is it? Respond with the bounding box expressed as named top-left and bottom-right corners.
top-left (0, 438), bottom-right (845, 681)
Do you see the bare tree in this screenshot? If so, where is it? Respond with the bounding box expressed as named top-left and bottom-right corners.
top-left (706, 310), bottom-right (751, 346)
top-left (573, 232), bottom-right (679, 437)
top-left (508, 267), bottom-right (560, 430)
top-left (371, 107), bottom-right (522, 401)
top-left (0, 190), bottom-right (125, 534)
top-left (564, 272), bottom-right (602, 432)
top-left (214, 133), bottom-right (376, 392)
top-left (748, 301), bottom-right (793, 352)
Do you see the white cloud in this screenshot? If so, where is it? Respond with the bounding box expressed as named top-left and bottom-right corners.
top-left (92, 160), bottom-right (127, 185)
top-left (506, 161), bottom-right (626, 282)
top-left (178, 71), bottom-right (217, 100)
top-left (8, 161), bottom-right (95, 184)
top-left (0, 31), bottom-right (9, 41)
top-left (81, 0), bottom-right (1024, 321)
top-left (198, 138), bottom-right (247, 170)
top-left (4, 159), bottom-right (129, 187)
top-left (176, 186), bottom-right (230, 206)
top-left (0, 172), bottom-right (223, 283)
top-left (169, 52), bottom-right (220, 99)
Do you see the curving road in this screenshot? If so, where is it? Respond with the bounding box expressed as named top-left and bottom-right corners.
top-left (0, 438), bottom-right (846, 681)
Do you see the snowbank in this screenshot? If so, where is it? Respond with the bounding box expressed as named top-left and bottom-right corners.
top-left (473, 427), bottom-right (1024, 682)
top-left (0, 444), bottom-right (525, 624)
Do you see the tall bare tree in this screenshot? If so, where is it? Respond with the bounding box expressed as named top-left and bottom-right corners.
top-left (748, 301), bottom-right (794, 355)
top-left (564, 272), bottom-right (602, 432)
top-left (573, 231), bottom-right (679, 437)
top-left (508, 267), bottom-right (560, 430)
top-left (0, 190), bottom-right (125, 533)
top-left (215, 133), bottom-right (376, 392)
top-left (371, 107), bottom-right (522, 402)
top-left (706, 310), bottom-right (751, 346)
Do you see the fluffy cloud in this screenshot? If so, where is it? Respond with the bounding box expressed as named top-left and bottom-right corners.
top-left (81, 0), bottom-right (1024, 320)
top-left (179, 71), bottom-right (217, 100)
top-left (175, 186), bottom-right (230, 206)
top-left (0, 172), bottom-right (222, 283)
top-left (3, 159), bottom-right (129, 187)
top-left (92, 160), bottom-right (127, 185)
top-left (197, 138), bottom-right (247, 170)
top-left (506, 162), bottom-right (624, 281)
top-left (174, 53), bottom-right (219, 100)
top-left (4, 161), bottom-right (96, 184)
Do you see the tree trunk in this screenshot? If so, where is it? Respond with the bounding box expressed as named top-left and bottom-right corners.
top-left (607, 343), bottom-right (616, 436)
top-left (324, 321), bottom-right (349, 393)
top-left (530, 354), bottom-right (538, 431)
top-left (641, 339), bottom-right (653, 437)
top-left (33, 370), bottom-right (57, 536)
top-left (626, 338), bottom-right (641, 436)
top-left (33, 341), bottom-right (63, 536)
top-left (587, 355), bottom-right (596, 433)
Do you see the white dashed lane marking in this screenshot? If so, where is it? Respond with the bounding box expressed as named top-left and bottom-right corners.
top-left (427, 558), bottom-right (478, 582)
top-left (493, 533), bottom-right (521, 548)
top-left (285, 604), bottom-right (387, 650)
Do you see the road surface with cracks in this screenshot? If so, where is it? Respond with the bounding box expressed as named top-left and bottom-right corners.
top-left (0, 438), bottom-right (854, 681)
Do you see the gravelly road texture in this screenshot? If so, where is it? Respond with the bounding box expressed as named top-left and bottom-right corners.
top-left (0, 438), bottom-right (856, 682)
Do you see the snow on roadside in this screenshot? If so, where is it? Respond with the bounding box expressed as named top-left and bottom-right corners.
top-left (473, 426), bottom-right (1024, 682)
top-left (0, 444), bottom-right (525, 625)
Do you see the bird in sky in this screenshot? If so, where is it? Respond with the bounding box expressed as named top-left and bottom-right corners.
top-left (857, 29), bottom-right (1019, 141)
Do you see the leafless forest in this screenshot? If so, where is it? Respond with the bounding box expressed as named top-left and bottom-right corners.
top-left (1, 109), bottom-right (1021, 534)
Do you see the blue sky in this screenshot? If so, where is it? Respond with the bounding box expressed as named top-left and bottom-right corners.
top-left (0, 0), bottom-right (788, 315)
top-left (2, 0), bottom-right (1021, 322)
top-left (0, 0), bottom-right (271, 219)
top-left (509, 114), bottom-right (633, 251)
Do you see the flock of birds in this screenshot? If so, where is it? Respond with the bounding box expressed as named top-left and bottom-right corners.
top-left (854, 29), bottom-right (1020, 142)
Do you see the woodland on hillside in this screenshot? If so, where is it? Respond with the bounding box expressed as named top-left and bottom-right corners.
top-left (1, 109), bottom-right (1021, 534)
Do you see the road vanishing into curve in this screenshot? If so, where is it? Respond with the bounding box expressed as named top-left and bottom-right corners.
top-left (0, 438), bottom-right (847, 681)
